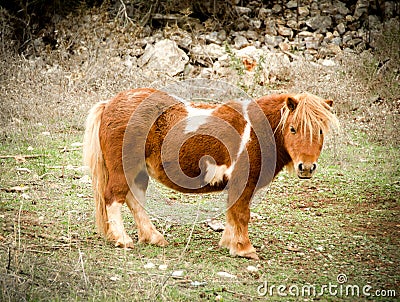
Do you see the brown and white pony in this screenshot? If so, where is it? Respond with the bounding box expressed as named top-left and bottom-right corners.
top-left (83, 88), bottom-right (338, 260)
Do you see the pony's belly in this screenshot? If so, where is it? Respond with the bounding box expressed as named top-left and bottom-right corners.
top-left (145, 159), bottom-right (228, 194)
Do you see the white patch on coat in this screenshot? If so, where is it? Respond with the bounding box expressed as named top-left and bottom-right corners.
top-left (169, 93), bottom-right (214, 133)
top-left (219, 99), bottom-right (253, 179)
top-left (237, 99), bottom-right (252, 157)
top-left (205, 163), bottom-right (229, 186)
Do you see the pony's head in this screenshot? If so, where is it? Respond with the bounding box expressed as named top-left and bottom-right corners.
top-left (279, 93), bottom-right (339, 179)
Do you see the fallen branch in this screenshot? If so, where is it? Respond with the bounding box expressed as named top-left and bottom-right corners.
top-left (0, 154), bottom-right (48, 159)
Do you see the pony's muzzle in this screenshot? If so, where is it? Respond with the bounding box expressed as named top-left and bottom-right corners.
top-left (297, 162), bottom-right (317, 179)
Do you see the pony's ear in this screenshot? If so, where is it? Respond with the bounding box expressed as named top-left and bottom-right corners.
top-left (286, 96), bottom-right (298, 112)
top-left (325, 99), bottom-right (333, 107)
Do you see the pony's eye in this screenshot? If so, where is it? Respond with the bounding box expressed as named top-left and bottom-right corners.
top-left (290, 126), bottom-right (296, 134)
top-left (319, 129), bottom-right (323, 135)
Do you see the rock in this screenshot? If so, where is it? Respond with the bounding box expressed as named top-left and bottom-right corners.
top-left (233, 34), bottom-right (249, 49)
top-left (286, 0), bottom-right (297, 8)
top-left (287, 19), bottom-right (297, 29)
top-left (305, 36), bottom-right (320, 49)
top-left (347, 38), bottom-right (363, 48)
top-left (336, 1), bottom-right (350, 15)
top-left (306, 15), bottom-right (332, 32)
top-left (235, 45), bottom-right (264, 61)
top-left (264, 19), bottom-right (277, 35)
top-left (298, 31), bottom-right (314, 38)
top-left (261, 52), bottom-right (291, 73)
top-left (336, 23), bottom-right (346, 35)
top-left (218, 30), bottom-right (227, 41)
top-left (272, 4), bottom-right (282, 14)
top-left (258, 7), bottom-right (269, 19)
top-left (264, 34), bottom-right (283, 48)
top-left (385, 1), bottom-right (397, 18)
top-left (279, 41), bottom-right (290, 51)
top-left (205, 32), bottom-right (221, 44)
top-left (354, 0), bottom-right (369, 19)
top-left (319, 44), bottom-right (342, 56)
top-left (342, 32), bottom-right (353, 44)
top-left (331, 37), bottom-right (342, 45)
top-left (245, 30), bottom-right (259, 41)
top-left (138, 39), bottom-right (189, 76)
top-left (235, 6), bottom-right (252, 15)
top-left (191, 43), bottom-right (225, 59)
top-left (298, 6), bottom-right (310, 17)
top-left (277, 25), bottom-right (293, 37)
top-left (250, 19), bottom-right (262, 29)
top-left (368, 15), bottom-right (382, 30)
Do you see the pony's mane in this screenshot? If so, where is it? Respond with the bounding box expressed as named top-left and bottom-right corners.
top-left (279, 92), bottom-right (339, 141)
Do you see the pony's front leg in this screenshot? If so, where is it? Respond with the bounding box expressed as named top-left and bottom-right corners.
top-left (219, 186), bottom-right (258, 260)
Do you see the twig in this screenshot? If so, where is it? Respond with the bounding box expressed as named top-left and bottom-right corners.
top-left (0, 154), bottom-right (48, 159)
top-left (59, 147), bottom-right (81, 153)
top-left (78, 248), bottom-right (89, 286)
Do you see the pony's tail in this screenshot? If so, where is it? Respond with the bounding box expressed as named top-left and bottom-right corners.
top-left (83, 100), bottom-right (109, 237)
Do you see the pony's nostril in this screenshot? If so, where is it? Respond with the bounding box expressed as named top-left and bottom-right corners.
top-left (311, 163), bottom-right (317, 172)
top-left (298, 163), bottom-right (304, 172)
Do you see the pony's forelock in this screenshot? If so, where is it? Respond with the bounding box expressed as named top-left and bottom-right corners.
top-left (278, 93), bottom-right (339, 142)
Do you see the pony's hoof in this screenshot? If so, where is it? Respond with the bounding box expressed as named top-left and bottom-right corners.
top-left (242, 252), bottom-right (259, 260)
top-left (115, 239), bottom-right (134, 249)
top-left (155, 237), bottom-right (169, 247)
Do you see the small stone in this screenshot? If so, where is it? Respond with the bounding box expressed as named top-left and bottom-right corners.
top-left (216, 271), bottom-right (237, 279)
top-left (217, 30), bottom-right (227, 41)
top-left (264, 34), bottom-right (283, 47)
top-left (306, 15), bottom-right (332, 32)
top-left (79, 175), bottom-right (91, 184)
top-left (235, 6), bottom-right (252, 15)
top-left (287, 19), bottom-right (297, 29)
top-left (305, 37), bottom-right (320, 49)
top-left (277, 25), bottom-right (293, 37)
top-left (144, 262), bottom-right (155, 269)
top-left (258, 7), bottom-right (269, 19)
top-left (298, 6), bottom-right (309, 17)
top-left (71, 142), bottom-right (83, 147)
top-left (264, 20), bottom-right (277, 35)
top-left (158, 264), bottom-right (168, 271)
top-left (271, 4), bottom-right (282, 13)
top-left (171, 270), bottom-right (185, 278)
top-left (320, 59), bottom-right (336, 66)
top-left (286, 0), bottom-right (297, 8)
top-left (246, 265), bottom-right (258, 272)
top-left (233, 35), bottom-right (249, 49)
top-left (245, 30), bottom-right (259, 41)
top-left (250, 19), bottom-right (262, 29)
top-left (337, 23), bottom-right (346, 35)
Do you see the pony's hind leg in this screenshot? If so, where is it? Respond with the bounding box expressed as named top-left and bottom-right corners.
top-left (104, 174), bottom-right (134, 248)
top-left (125, 171), bottom-right (168, 247)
